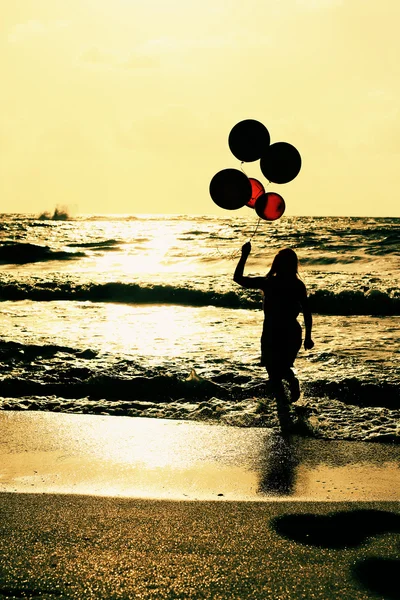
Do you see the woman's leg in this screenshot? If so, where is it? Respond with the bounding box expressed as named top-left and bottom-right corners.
top-left (284, 369), bottom-right (301, 402)
top-left (268, 370), bottom-right (293, 431)
top-left (282, 321), bottom-right (302, 402)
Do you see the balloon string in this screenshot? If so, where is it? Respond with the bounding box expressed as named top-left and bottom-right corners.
top-left (249, 216), bottom-right (261, 240)
top-left (215, 156), bottom-right (261, 259)
top-left (215, 162), bottom-right (268, 260)
top-left (240, 162), bottom-right (247, 176)
top-left (228, 215), bottom-right (261, 260)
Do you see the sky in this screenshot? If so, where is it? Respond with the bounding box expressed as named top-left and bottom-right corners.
top-left (1, 0), bottom-right (399, 216)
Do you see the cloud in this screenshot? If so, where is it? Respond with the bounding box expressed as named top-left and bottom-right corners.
top-left (80, 46), bottom-right (157, 69)
top-left (123, 54), bottom-right (158, 69)
top-left (8, 20), bottom-right (68, 44)
top-left (295, 0), bottom-right (344, 9)
top-left (141, 33), bottom-right (272, 53)
top-left (80, 46), bottom-right (111, 65)
top-left (114, 105), bottom-right (210, 152)
top-left (77, 33), bottom-right (274, 73)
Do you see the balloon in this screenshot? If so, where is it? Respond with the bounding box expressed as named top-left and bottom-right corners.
top-left (228, 119), bottom-right (270, 162)
top-left (260, 142), bottom-right (301, 184)
top-left (255, 192), bottom-right (286, 221)
top-left (247, 178), bottom-right (265, 208)
top-left (209, 168), bottom-right (252, 210)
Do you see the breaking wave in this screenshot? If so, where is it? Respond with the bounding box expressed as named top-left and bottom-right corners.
top-left (66, 239), bottom-right (121, 250)
top-left (0, 341), bottom-right (398, 410)
top-left (0, 243), bottom-right (85, 264)
top-left (0, 341), bottom-right (398, 442)
top-left (37, 207), bottom-right (71, 221)
top-left (0, 281), bottom-right (398, 315)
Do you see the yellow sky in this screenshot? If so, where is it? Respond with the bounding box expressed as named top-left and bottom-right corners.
top-left (1, 0), bottom-right (399, 216)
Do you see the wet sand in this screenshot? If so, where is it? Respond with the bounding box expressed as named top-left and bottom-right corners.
top-left (1, 412), bottom-right (399, 599)
top-left (1, 411), bottom-right (399, 500)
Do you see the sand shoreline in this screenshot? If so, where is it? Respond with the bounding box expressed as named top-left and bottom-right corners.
top-left (1, 411), bottom-right (400, 501)
top-left (1, 411), bottom-right (399, 598)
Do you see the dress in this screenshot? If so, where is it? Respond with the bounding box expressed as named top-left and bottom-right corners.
top-left (260, 276), bottom-right (304, 378)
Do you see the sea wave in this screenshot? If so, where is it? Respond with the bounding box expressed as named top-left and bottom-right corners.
top-left (0, 363), bottom-right (398, 443)
top-left (267, 224), bottom-right (400, 256)
top-left (309, 289), bottom-right (400, 315)
top-left (0, 281), bottom-right (251, 307)
top-left (30, 221), bottom-right (58, 228)
top-left (300, 256), bottom-right (366, 265)
top-left (0, 340), bottom-right (398, 442)
top-left (0, 393), bottom-right (398, 443)
top-left (0, 375), bottom-right (397, 409)
top-left (0, 242), bottom-right (85, 264)
top-left (366, 232), bottom-right (400, 255)
top-left (66, 239), bottom-right (121, 249)
top-left (305, 378), bottom-right (400, 410)
top-left (0, 341), bottom-right (398, 409)
top-left (0, 281), bottom-right (398, 315)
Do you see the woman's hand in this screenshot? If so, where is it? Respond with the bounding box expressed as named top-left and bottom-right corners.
top-left (304, 336), bottom-right (314, 351)
top-left (241, 241), bottom-right (251, 257)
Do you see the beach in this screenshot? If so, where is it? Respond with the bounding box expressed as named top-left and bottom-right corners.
top-left (2, 0), bottom-right (400, 593)
top-left (0, 213), bottom-right (399, 597)
top-left (2, 493), bottom-right (399, 599)
top-left (1, 412), bottom-right (400, 599)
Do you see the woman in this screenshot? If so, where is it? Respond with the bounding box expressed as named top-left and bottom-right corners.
top-left (234, 241), bottom-right (314, 411)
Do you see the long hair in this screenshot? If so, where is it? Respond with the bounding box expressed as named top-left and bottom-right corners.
top-left (266, 248), bottom-right (299, 280)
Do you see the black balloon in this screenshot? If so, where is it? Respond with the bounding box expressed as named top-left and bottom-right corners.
top-left (260, 142), bottom-right (301, 184)
top-left (228, 119), bottom-right (270, 162)
top-left (209, 168), bottom-right (252, 210)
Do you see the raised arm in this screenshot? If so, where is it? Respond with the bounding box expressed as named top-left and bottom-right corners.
top-left (233, 242), bottom-right (265, 290)
top-left (299, 281), bottom-right (314, 350)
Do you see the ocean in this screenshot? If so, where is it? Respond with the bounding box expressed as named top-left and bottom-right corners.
top-left (0, 213), bottom-right (399, 443)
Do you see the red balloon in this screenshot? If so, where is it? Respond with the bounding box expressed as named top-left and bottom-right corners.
top-left (255, 192), bottom-right (286, 221)
top-left (246, 178), bottom-right (265, 208)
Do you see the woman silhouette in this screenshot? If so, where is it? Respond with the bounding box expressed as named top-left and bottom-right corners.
top-left (234, 242), bottom-right (314, 419)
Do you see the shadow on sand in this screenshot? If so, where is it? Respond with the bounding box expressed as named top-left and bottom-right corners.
top-left (271, 509), bottom-right (400, 598)
top-left (271, 509), bottom-right (400, 548)
top-left (352, 556), bottom-right (400, 600)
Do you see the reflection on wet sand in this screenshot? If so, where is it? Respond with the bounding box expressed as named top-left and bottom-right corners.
top-left (258, 433), bottom-right (300, 496)
top-left (0, 412), bottom-right (399, 501)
